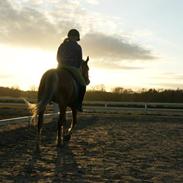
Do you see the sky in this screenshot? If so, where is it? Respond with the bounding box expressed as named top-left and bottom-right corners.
top-left (0, 0), bottom-right (183, 91)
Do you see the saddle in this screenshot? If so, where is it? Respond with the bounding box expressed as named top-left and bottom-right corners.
top-left (58, 66), bottom-right (85, 85)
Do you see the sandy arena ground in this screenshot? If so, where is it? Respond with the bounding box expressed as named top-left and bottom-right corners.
top-left (0, 113), bottom-right (183, 182)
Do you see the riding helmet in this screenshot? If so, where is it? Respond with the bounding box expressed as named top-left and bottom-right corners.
top-left (67, 29), bottom-right (80, 41)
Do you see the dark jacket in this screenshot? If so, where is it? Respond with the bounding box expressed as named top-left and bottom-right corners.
top-left (57, 38), bottom-right (82, 68)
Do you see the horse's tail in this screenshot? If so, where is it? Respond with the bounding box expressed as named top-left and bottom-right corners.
top-left (24, 69), bottom-right (58, 125)
top-left (23, 98), bottom-right (37, 125)
top-left (36, 69), bottom-right (58, 121)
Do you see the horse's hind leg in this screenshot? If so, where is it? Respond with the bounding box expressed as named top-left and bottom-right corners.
top-left (57, 106), bottom-right (66, 147)
top-left (37, 112), bottom-right (44, 150)
top-left (71, 108), bottom-right (78, 130)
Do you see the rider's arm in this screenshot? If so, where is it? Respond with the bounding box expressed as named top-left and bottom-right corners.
top-left (78, 46), bottom-right (83, 66)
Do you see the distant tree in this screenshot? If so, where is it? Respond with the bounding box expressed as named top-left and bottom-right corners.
top-left (92, 84), bottom-right (106, 92)
top-left (29, 85), bottom-right (37, 92)
top-left (11, 85), bottom-right (20, 90)
top-left (1, 86), bottom-right (183, 103)
top-left (123, 88), bottom-right (134, 94)
top-left (113, 87), bottom-right (124, 94)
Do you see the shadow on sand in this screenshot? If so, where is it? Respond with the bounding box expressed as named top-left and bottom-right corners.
top-left (0, 115), bottom-right (98, 182)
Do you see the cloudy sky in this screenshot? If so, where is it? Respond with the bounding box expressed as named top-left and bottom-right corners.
top-left (0, 0), bottom-right (183, 90)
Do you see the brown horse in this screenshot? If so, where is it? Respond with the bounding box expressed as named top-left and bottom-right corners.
top-left (30, 57), bottom-right (90, 148)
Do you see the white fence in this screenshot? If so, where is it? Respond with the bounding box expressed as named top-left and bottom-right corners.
top-left (1, 100), bottom-right (183, 126)
top-left (0, 112), bottom-right (61, 126)
top-left (83, 101), bottom-right (183, 114)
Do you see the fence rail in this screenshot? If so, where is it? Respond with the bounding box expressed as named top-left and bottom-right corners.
top-left (1, 100), bottom-right (183, 126)
top-left (1, 100), bottom-right (183, 108)
top-left (0, 112), bottom-right (72, 126)
top-left (83, 101), bottom-right (183, 108)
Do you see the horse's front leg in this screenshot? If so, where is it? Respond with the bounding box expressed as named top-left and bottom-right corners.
top-left (57, 107), bottom-right (66, 147)
top-left (65, 107), bottom-right (77, 141)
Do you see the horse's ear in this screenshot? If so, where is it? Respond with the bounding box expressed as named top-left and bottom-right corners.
top-left (86, 56), bottom-right (89, 62)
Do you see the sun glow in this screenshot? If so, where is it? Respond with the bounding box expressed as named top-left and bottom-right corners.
top-left (0, 45), bottom-right (57, 90)
top-left (0, 44), bottom-right (154, 91)
top-left (88, 64), bottom-right (159, 91)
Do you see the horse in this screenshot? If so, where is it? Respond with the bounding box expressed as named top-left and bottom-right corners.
top-left (29, 57), bottom-right (90, 148)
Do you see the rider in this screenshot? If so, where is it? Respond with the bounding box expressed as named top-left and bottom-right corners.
top-left (57, 29), bottom-right (86, 112)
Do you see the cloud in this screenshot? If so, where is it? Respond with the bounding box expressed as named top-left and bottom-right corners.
top-left (91, 60), bottom-right (143, 70)
top-left (151, 82), bottom-right (183, 89)
top-left (152, 73), bottom-right (183, 80)
top-left (0, 0), bottom-right (81, 50)
top-left (0, 0), bottom-right (155, 70)
top-left (85, 0), bottom-right (100, 5)
top-left (148, 72), bottom-right (183, 89)
top-left (82, 33), bottom-right (155, 61)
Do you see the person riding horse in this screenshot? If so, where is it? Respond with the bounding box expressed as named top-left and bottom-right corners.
top-left (57, 29), bottom-right (86, 112)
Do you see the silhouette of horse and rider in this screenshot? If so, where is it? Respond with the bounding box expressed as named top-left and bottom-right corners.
top-left (30, 29), bottom-right (90, 148)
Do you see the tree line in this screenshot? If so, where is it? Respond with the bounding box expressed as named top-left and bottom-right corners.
top-left (0, 86), bottom-right (183, 103)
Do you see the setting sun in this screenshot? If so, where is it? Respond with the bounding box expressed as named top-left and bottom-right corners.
top-left (0, 45), bottom-right (57, 90)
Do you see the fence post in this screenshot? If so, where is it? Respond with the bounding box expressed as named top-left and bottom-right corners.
top-left (144, 103), bottom-right (148, 113)
top-left (53, 103), bottom-right (59, 120)
top-left (53, 103), bottom-right (59, 113)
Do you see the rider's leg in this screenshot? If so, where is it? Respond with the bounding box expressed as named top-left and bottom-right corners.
top-left (76, 84), bottom-right (86, 112)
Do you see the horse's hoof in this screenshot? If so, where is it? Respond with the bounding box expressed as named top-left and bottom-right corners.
top-left (57, 144), bottom-right (65, 149)
top-left (36, 145), bottom-right (41, 153)
top-left (64, 134), bottom-right (71, 142)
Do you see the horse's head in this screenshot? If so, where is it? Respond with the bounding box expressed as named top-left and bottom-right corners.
top-left (81, 56), bottom-right (90, 85)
